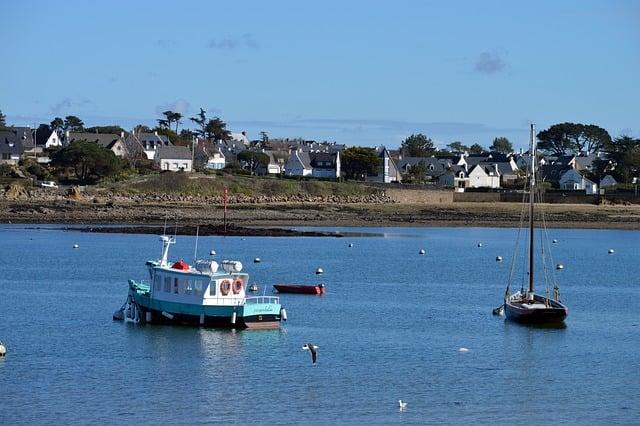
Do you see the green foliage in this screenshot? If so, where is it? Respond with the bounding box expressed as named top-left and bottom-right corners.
top-left (0, 109), bottom-right (7, 128)
top-left (469, 143), bottom-right (486, 154)
top-left (50, 117), bottom-right (64, 132)
top-left (64, 115), bottom-right (84, 132)
top-left (606, 135), bottom-right (640, 183)
top-left (401, 134), bottom-right (435, 157)
top-left (160, 111), bottom-right (183, 133)
top-left (405, 160), bottom-right (428, 183)
top-left (342, 147), bottom-right (380, 180)
top-left (50, 140), bottom-right (124, 183)
top-left (84, 125), bottom-right (125, 134)
top-left (490, 137), bottom-right (513, 154)
top-left (537, 123), bottom-right (611, 156)
top-left (447, 141), bottom-right (468, 154)
top-left (237, 151), bottom-right (270, 175)
top-left (0, 164), bottom-right (15, 177)
top-left (190, 108), bottom-right (208, 139)
top-left (205, 117), bottom-right (231, 141)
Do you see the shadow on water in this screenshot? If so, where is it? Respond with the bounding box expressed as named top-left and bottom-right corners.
top-left (503, 318), bottom-right (568, 330)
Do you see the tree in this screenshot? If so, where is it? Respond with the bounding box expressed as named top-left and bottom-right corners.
top-left (50, 140), bottom-right (124, 183)
top-left (447, 141), bottom-right (468, 154)
top-left (160, 110), bottom-right (183, 133)
top-left (190, 108), bottom-right (207, 139)
top-left (401, 134), bottom-right (435, 157)
top-left (342, 147), bottom-right (380, 180)
top-left (406, 160), bottom-right (427, 183)
top-left (490, 137), bottom-right (513, 154)
top-left (84, 125), bottom-right (125, 134)
top-left (537, 123), bottom-right (611, 156)
top-left (64, 115), bottom-right (84, 132)
top-left (469, 143), bottom-right (486, 155)
top-left (260, 131), bottom-right (269, 143)
top-left (50, 117), bottom-right (64, 133)
top-left (605, 135), bottom-right (640, 183)
top-left (205, 117), bottom-right (231, 141)
top-left (0, 109), bottom-right (7, 128)
top-left (237, 150), bottom-right (269, 175)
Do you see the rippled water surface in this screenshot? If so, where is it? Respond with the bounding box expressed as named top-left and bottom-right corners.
top-left (1, 225), bottom-right (639, 424)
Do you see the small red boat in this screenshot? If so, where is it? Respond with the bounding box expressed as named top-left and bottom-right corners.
top-left (273, 284), bottom-right (325, 295)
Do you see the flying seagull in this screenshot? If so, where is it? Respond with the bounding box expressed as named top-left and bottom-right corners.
top-left (302, 343), bottom-right (319, 364)
top-left (398, 400), bottom-right (408, 411)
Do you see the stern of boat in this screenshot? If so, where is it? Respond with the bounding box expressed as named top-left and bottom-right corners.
top-left (240, 296), bottom-right (285, 329)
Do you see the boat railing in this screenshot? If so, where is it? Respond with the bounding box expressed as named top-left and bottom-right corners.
top-left (245, 296), bottom-right (280, 305)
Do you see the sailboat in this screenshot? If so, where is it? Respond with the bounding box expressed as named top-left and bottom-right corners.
top-left (500, 124), bottom-right (568, 324)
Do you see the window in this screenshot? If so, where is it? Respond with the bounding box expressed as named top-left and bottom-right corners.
top-left (174, 278), bottom-right (179, 294)
top-left (208, 281), bottom-right (216, 297)
top-left (185, 279), bottom-right (193, 295)
top-left (154, 274), bottom-right (161, 292)
top-left (164, 277), bottom-right (171, 292)
top-left (194, 280), bottom-right (203, 296)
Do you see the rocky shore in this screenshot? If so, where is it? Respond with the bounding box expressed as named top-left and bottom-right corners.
top-left (2, 185), bottom-right (640, 230)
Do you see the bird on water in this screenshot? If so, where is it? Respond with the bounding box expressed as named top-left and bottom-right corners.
top-left (302, 343), bottom-right (319, 364)
top-left (398, 400), bottom-right (408, 411)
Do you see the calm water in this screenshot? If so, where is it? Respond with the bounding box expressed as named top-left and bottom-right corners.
top-left (0, 225), bottom-right (638, 424)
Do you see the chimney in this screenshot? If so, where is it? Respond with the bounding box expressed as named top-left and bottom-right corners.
top-left (154, 130), bottom-right (158, 136)
top-left (494, 164), bottom-right (500, 175)
top-left (120, 131), bottom-right (125, 138)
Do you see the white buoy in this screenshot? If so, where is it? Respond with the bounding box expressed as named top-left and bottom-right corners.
top-left (280, 308), bottom-right (287, 321)
top-left (556, 264), bottom-right (564, 270)
top-left (552, 239), bottom-right (558, 244)
top-left (254, 257), bottom-right (261, 263)
top-left (419, 249), bottom-right (425, 255)
top-left (458, 347), bottom-right (470, 352)
top-left (348, 243), bottom-right (353, 247)
top-left (496, 256), bottom-right (503, 262)
top-left (477, 243), bottom-right (483, 247)
top-left (231, 311), bottom-right (237, 324)
top-left (316, 268), bottom-right (324, 275)
top-left (608, 249), bottom-right (615, 254)
top-left (73, 244), bottom-right (79, 249)
top-left (210, 250), bottom-right (216, 256)
top-left (0, 341), bottom-right (6, 357)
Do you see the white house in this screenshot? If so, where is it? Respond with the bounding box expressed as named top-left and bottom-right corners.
top-left (468, 164), bottom-right (501, 188)
top-left (137, 132), bottom-right (171, 160)
top-left (310, 151), bottom-right (340, 179)
top-left (155, 145), bottom-right (193, 172)
top-left (559, 169), bottom-right (598, 194)
top-left (67, 132), bottom-right (127, 157)
top-left (36, 129), bottom-right (62, 149)
top-left (284, 150), bottom-right (313, 177)
top-left (438, 166), bottom-right (470, 191)
top-left (370, 147), bottom-right (401, 183)
top-left (230, 131), bottom-right (250, 146)
top-left (205, 150), bottom-right (226, 170)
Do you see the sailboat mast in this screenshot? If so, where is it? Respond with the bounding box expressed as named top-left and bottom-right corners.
top-left (528, 123), bottom-right (536, 294)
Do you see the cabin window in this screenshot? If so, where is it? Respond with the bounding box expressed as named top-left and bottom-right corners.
top-left (174, 278), bottom-right (179, 294)
top-left (194, 280), bottom-right (203, 296)
top-left (185, 279), bottom-right (194, 295)
top-left (164, 277), bottom-right (171, 292)
top-left (154, 274), bottom-right (161, 292)
top-left (208, 281), bottom-right (216, 297)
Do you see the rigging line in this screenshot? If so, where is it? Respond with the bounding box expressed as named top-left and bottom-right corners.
top-left (506, 176), bottom-right (528, 296)
top-left (194, 225), bottom-right (200, 263)
top-left (536, 173), bottom-right (559, 293)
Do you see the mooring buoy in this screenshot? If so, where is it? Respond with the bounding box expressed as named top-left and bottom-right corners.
top-left (316, 268), bottom-right (324, 275)
top-left (0, 341), bottom-right (6, 357)
top-left (419, 249), bottom-right (425, 255)
top-left (477, 243), bottom-right (483, 247)
top-left (73, 244), bottom-right (79, 249)
top-left (210, 250), bottom-right (216, 256)
top-left (552, 239), bottom-right (558, 244)
top-left (556, 263), bottom-right (564, 270)
top-left (254, 257), bottom-right (261, 263)
top-left (348, 243), bottom-right (353, 248)
top-left (608, 249), bottom-right (615, 254)
top-left (496, 256), bottom-right (503, 262)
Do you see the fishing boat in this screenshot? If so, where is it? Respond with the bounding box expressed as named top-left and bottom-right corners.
top-left (499, 124), bottom-right (568, 324)
top-left (114, 235), bottom-right (287, 329)
top-left (273, 284), bottom-right (325, 295)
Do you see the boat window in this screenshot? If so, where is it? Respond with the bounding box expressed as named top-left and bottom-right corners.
top-left (174, 278), bottom-right (179, 294)
top-left (154, 274), bottom-right (161, 292)
top-left (208, 281), bottom-right (216, 297)
top-left (194, 280), bottom-right (203, 296)
top-left (185, 279), bottom-right (193, 295)
top-left (164, 277), bottom-right (171, 293)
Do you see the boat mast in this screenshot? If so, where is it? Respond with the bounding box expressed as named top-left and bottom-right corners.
top-left (528, 123), bottom-right (536, 294)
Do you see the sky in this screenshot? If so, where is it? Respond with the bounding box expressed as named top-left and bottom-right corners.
top-left (1, 0), bottom-right (638, 150)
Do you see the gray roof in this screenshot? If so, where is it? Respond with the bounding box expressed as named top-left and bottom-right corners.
top-left (477, 161), bottom-right (517, 176)
top-left (157, 145), bottom-right (192, 160)
top-left (0, 131), bottom-right (24, 155)
top-left (7, 127), bottom-right (34, 149)
top-left (310, 152), bottom-right (337, 169)
top-left (68, 132), bottom-right (123, 149)
top-left (138, 132), bottom-right (170, 144)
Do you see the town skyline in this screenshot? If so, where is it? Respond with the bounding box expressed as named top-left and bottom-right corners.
top-left (2, 0), bottom-right (638, 150)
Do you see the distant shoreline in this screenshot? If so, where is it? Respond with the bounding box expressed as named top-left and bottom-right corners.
top-left (2, 199), bottom-right (639, 231)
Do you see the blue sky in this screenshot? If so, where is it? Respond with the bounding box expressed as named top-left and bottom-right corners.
top-left (1, 0), bottom-right (638, 150)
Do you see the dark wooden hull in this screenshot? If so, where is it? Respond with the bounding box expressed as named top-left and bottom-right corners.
top-left (505, 294), bottom-right (568, 324)
top-left (273, 284), bottom-right (325, 295)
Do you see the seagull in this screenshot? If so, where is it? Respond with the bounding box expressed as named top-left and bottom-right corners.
top-left (398, 400), bottom-right (407, 411)
top-left (302, 343), bottom-right (319, 364)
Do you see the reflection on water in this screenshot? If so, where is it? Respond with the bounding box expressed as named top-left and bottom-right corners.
top-left (0, 225), bottom-right (639, 424)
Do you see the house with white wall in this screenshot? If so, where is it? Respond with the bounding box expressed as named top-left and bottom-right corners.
top-left (284, 150), bottom-right (313, 177)
top-left (468, 164), bottom-right (501, 188)
top-left (559, 169), bottom-right (598, 194)
top-left (155, 145), bottom-right (193, 172)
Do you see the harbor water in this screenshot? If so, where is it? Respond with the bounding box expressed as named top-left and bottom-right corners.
top-left (0, 225), bottom-right (638, 424)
